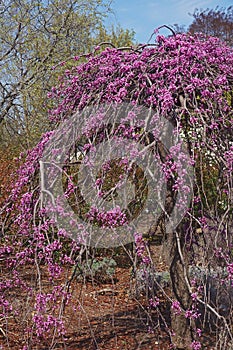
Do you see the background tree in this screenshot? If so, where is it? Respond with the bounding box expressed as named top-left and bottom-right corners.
top-left (0, 0), bottom-right (135, 151)
top-left (171, 23), bottom-right (186, 34)
top-left (188, 6), bottom-right (233, 46)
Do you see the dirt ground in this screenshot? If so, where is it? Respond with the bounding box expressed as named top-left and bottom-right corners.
top-left (0, 246), bottom-right (217, 350)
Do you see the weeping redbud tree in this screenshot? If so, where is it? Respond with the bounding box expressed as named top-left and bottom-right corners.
top-left (1, 31), bottom-right (233, 349)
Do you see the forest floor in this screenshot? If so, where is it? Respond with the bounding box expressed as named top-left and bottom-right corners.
top-left (0, 246), bottom-right (217, 350)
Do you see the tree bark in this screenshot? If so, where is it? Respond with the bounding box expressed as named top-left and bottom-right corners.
top-left (167, 228), bottom-right (193, 349)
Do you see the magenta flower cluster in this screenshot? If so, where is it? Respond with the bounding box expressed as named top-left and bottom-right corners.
top-left (0, 32), bottom-right (232, 347)
top-left (86, 205), bottom-right (128, 228)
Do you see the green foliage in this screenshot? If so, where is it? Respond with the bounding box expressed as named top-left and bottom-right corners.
top-left (93, 24), bottom-right (135, 47)
top-left (0, 0), bottom-right (135, 150)
top-left (73, 257), bottom-right (117, 283)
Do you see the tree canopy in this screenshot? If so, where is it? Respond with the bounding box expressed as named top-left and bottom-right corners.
top-left (188, 6), bottom-right (233, 46)
top-left (1, 31), bottom-right (233, 349)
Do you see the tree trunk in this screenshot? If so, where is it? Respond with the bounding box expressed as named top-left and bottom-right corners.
top-left (166, 228), bottom-right (193, 349)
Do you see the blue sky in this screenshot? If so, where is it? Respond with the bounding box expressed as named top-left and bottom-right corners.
top-left (106, 0), bottom-right (233, 43)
